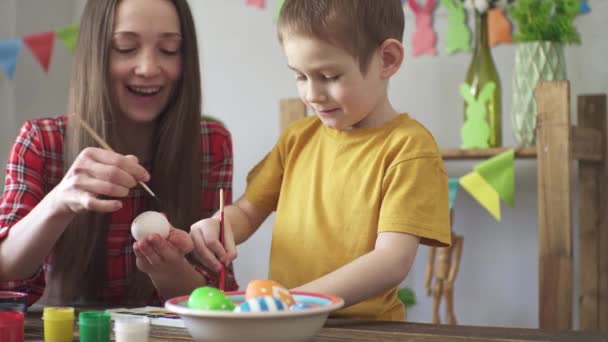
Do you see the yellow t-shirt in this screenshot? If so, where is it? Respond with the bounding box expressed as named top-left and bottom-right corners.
top-left (245, 114), bottom-right (451, 321)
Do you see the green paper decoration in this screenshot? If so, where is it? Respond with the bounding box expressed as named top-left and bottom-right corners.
top-left (474, 149), bottom-right (515, 207)
top-left (398, 287), bottom-right (417, 307)
top-left (274, 0), bottom-right (285, 22)
top-left (460, 82), bottom-right (496, 149)
top-left (458, 149), bottom-right (516, 220)
top-left (55, 24), bottom-right (79, 52)
top-left (441, 0), bottom-right (470, 54)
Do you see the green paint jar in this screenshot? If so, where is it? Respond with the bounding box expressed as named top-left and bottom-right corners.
top-left (78, 311), bottom-right (111, 342)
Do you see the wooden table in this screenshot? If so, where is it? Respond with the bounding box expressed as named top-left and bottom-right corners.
top-left (24, 312), bottom-right (608, 341)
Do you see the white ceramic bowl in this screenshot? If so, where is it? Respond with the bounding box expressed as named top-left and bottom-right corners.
top-left (165, 291), bottom-right (344, 342)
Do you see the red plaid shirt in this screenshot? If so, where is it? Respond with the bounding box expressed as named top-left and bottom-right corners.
top-left (0, 115), bottom-right (238, 305)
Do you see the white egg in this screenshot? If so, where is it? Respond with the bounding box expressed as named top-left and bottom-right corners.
top-left (131, 211), bottom-right (170, 241)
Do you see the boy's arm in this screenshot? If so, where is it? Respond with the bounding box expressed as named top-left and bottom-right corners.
top-left (223, 196), bottom-right (271, 244)
top-left (292, 232), bottom-right (420, 308)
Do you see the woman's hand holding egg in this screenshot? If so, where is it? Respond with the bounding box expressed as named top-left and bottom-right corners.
top-left (132, 211), bottom-right (194, 277)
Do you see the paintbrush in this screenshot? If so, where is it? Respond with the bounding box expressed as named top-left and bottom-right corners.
top-left (76, 117), bottom-right (162, 211)
top-left (219, 188), bottom-right (226, 291)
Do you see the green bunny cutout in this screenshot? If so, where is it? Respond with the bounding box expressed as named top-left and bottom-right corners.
top-left (460, 82), bottom-right (496, 149)
top-left (441, 0), bottom-right (470, 54)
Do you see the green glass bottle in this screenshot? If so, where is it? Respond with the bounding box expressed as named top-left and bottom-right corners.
top-left (464, 12), bottom-right (502, 147)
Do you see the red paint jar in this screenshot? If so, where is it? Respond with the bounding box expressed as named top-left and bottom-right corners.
top-left (0, 311), bottom-right (25, 342)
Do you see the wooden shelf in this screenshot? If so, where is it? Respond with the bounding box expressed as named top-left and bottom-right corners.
top-left (441, 147), bottom-right (537, 160)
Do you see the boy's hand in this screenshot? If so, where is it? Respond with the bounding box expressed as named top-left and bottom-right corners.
top-left (133, 227), bottom-right (194, 277)
top-left (190, 217), bottom-right (237, 272)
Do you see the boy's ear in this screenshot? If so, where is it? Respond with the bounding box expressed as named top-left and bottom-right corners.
top-left (378, 38), bottom-right (404, 79)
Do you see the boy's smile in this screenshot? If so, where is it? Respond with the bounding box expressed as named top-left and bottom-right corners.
top-left (282, 34), bottom-right (398, 130)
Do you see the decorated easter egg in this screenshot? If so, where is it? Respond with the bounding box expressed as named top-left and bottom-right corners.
top-left (187, 286), bottom-right (235, 311)
top-left (289, 302), bottom-right (316, 311)
top-left (131, 211), bottom-right (170, 241)
top-left (234, 296), bottom-right (288, 313)
top-left (245, 279), bottom-right (295, 307)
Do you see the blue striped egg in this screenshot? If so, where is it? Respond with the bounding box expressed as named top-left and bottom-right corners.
top-left (234, 296), bottom-right (288, 313)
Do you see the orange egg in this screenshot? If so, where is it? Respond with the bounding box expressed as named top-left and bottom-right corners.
top-left (245, 279), bottom-right (295, 307)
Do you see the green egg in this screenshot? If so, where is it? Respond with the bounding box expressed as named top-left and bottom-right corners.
top-left (187, 286), bottom-right (235, 311)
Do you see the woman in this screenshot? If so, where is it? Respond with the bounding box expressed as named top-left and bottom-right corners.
top-left (0, 0), bottom-right (237, 306)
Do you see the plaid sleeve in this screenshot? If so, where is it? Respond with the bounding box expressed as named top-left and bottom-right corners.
top-left (195, 120), bottom-right (238, 291)
top-left (0, 120), bottom-right (57, 304)
top-left (200, 120), bottom-right (234, 217)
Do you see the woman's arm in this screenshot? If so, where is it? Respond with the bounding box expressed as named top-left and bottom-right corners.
top-left (0, 121), bottom-right (149, 282)
top-left (0, 191), bottom-right (76, 281)
top-left (0, 121), bottom-right (75, 281)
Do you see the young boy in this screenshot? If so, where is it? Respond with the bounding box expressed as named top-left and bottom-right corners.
top-left (190, 0), bottom-right (450, 321)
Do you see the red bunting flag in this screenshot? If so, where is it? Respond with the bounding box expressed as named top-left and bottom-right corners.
top-left (23, 31), bottom-right (55, 72)
top-left (246, 0), bottom-right (265, 9)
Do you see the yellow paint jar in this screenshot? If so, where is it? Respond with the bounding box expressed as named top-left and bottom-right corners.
top-left (43, 307), bottom-right (75, 342)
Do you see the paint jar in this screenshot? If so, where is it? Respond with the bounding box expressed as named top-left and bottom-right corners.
top-left (43, 307), bottom-right (75, 342)
top-left (114, 316), bottom-right (150, 342)
top-left (0, 291), bottom-right (28, 313)
top-left (0, 311), bottom-right (24, 342)
top-left (78, 311), bottom-right (111, 342)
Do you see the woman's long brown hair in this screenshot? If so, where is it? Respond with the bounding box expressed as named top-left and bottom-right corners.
top-left (46, 0), bottom-right (202, 305)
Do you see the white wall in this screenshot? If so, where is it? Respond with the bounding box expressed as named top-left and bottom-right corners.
top-left (1, 0), bottom-right (606, 329)
top-left (191, 0), bottom-right (608, 329)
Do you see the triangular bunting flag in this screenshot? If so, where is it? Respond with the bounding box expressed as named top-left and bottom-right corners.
top-left (580, 0), bottom-right (590, 14)
top-left (246, 0), bottom-right (266, 9)
top-left (55, 24), bottom-right (79, 52)
top-left (474, 149), bottom-right (515, 207)
top-left (460, 171), bottom-right (501, 220)
top-left (23, 31), bottom-right (55, 73)
top-left (0, 39), bottom-right (23, 80)
top-left (448, 177), bottom-right (460, 209)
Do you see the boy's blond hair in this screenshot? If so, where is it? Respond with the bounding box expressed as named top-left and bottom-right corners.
top-left (277, 0), bottom-right (404, 74)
